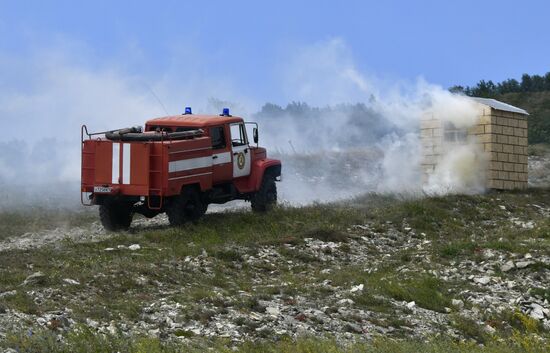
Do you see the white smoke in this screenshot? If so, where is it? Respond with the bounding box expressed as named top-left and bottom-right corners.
top-left (0, 38), bottom-right (489, 208)
top-left (270, 39), bottom-right (488, 202)
top-left (425, 143), bottom-right (488, 195)
top-left (420, 92), bottom-right (488, 195)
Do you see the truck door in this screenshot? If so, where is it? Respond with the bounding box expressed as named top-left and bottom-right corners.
top-left (230, 123), bottom-right (251, 178)
top-left (210, 125), bottom-right (232, 183)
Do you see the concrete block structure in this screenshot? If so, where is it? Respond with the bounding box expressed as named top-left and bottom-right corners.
top-left (421, 97), bottom-right (529, 190)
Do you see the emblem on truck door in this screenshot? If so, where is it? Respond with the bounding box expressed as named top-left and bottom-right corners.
top-left (237, 152), bottom-right (246, 170)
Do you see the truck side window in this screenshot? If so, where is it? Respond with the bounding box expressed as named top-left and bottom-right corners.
top-left (230, 123), bottom-right (248, 146)
top-left (210, 126), bottom-right (226, 149)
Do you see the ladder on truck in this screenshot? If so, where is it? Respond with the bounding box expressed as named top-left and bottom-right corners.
top-left (148, 133), bottom-right (164, 210)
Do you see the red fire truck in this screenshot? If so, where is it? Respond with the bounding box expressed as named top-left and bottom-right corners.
top-left (81, 108), bottom-right (282, 231)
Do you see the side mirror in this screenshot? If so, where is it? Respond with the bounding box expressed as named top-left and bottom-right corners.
top-left (253, 128), bottom-right (258, 144)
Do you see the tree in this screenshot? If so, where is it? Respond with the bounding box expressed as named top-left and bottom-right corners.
top-left (545, 72), bottom-right (550, 90)
top-left (520, 74), bottom-right (533, 92)
top-left (452, 72), bottom-right (550, 96)
top-left (531, 75), bottom-right (545, 91)
top-left (471, 80), bottom-right (496, 97)
top-left (258, 103), bottom-right (284, 117)
top-left (449, 85), bottom-right (465, 94)
top-left (499, 79), bottom-right (520, 94)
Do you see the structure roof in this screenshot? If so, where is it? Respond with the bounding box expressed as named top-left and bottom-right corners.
top-left (471, 97), bottom-right (529, 115)
top-left (146, 114), bottom-right (244, 127)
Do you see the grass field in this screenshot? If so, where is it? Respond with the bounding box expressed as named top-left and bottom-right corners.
top-left (0, 189), bottom-right (549, 352)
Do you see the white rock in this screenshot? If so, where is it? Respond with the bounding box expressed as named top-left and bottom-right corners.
top-left (452, 299), bottom-right (464, 309)
top-left (136, 276), bottom-right (148, 286)
top-left (473, 277), bottom-right (491, 285)
top-left (484, 325), bottom-right (496, 335)
top-left (522, 222), bottom-right (535, 229)
top-left (406, 301), bottom-right (416, 309)
top-left (21, 272), bottom-right (46, 286)
top-left (0, 290), bottom-right (17, 299)
top-left (86, 318), bottom-right (99, 328)
top-left (530, 305), bottom-right (545, 320)
top-left (483, 249), bottom-right (495, 259)
top-left (266, 307), bottom-right (280, 316)
top-left (337, 298), bottom-right (354, 306)
top-left (129, 244), bottom-right (141, 251)
top-left (148, 328), bottom-right (160, 336)
top-left (63, 278), bottom-right (80, 285)
top-left (501, 261), bottom-right (515, 272)
top-left (104, 247), bottom-right (115, 251)
top-left (524, 253), bottom-right (533, 259)
top-left (350, 284), bottom-right (364, 293)
top-left (249, 312), bottom-right (263, 321)
top-left (107, 322), bottom-right (117, 335)
top-left (499, 205), bottom-right (506, 210)
top-left (516, 261), bottom-right (533, 269)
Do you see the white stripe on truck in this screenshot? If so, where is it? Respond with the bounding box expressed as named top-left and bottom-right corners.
top-left (212, 152), bottom-right (231, 165)
top-left (122, 143), bottom-right (131, 184)
top-left (169, 156), bottom-right (212, 173)
top-left (168, 152), bottom-right (231, 174)
top-left (112, 143), bottom-right (120, 184)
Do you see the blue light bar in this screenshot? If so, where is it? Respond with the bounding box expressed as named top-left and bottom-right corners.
top-left (222, 108), bottom-right (230, 116)
top-left (184, 107), bottom-right (192, 115)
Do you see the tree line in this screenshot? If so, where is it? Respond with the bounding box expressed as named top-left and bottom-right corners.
top-left (450, 72), bottom-right (550, 97)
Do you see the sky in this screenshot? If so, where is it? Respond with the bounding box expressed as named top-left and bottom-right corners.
top-left (1, 0), bottom-right (549, 109)
top-left (0, 0), bottom-right (547, 199)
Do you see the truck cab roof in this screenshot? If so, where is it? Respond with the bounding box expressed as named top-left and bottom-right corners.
top-left (145, 114), bottom-right (244, 129)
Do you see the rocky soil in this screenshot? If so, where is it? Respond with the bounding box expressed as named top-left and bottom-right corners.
top-left (0, 192), bottom-right (549, 350)
top-left (0, 153), bottom-right (549, 351)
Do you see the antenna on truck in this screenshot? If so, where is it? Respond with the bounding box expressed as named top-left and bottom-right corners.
top-left (144, 83), bottom-right (170, 116)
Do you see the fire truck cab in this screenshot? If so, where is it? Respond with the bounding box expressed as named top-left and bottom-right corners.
top-left (81, 108), bottom-right (281, 231)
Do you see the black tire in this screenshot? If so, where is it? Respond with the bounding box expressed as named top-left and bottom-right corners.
top-left (166, 188), bottom-right (205, 226)
top-left (251, 172), bottom-right (277, 212)
top-left (99, 202), bottom-right (133, 231)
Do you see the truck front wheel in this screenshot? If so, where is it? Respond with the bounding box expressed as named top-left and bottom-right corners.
top-left (99, 202), bottom-right (133, 231)
top-left (251, 172), bottom-right (277, 212)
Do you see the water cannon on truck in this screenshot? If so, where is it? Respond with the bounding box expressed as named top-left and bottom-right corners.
top-left (81, 108), bottom-right (282, 231)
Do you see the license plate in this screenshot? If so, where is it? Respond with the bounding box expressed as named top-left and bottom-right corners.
top-left (93, 186), bottom-right (112, 193)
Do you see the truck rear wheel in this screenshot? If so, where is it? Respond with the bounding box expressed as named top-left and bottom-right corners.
top-left (251, 172), bottom-right (277, 212)
top-left (166, 188), bottom-right (205, 226)
top-left (99, 202), bottom-right (133, 231)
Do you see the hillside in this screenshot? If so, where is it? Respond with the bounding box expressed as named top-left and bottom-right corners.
top-left (494, 91), bottom-right (550, 145)
top-left (0, 189), bottom-right (549, 352)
